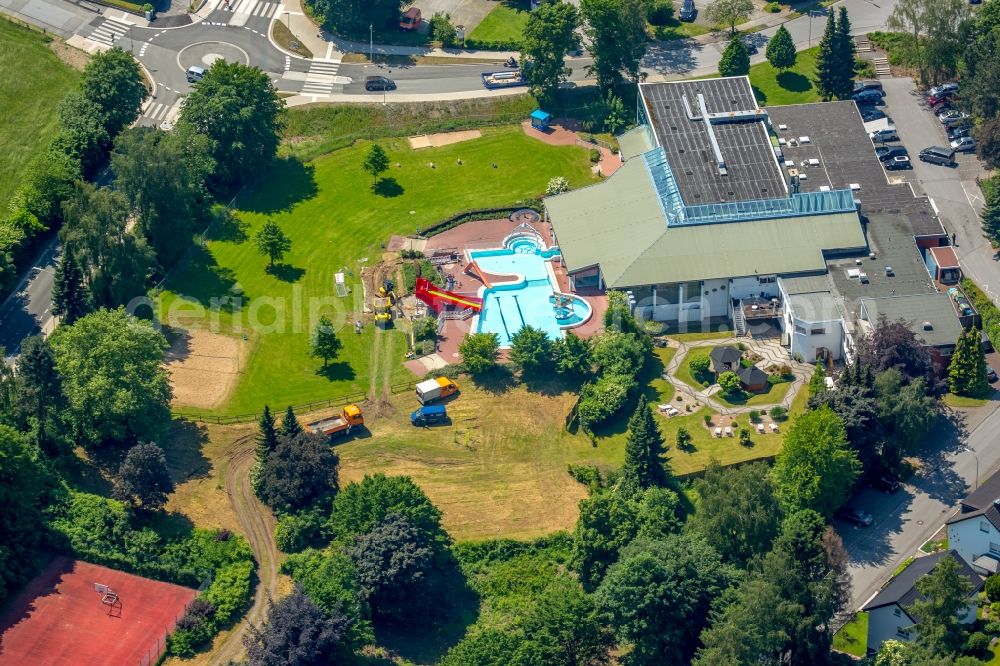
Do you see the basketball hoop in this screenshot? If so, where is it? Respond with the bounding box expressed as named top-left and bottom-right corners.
top-left (94, 582), bottom-right (122, 617)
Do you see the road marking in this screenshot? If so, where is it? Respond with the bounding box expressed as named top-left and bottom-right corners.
top-left (300, 59), bottom-right (342, 95)
top-left (284, 55), bottom-right (290, 72)
top-left (962, 181), bottom-right (985, 211)
top-left (85, 17), bottom-right (131, 47)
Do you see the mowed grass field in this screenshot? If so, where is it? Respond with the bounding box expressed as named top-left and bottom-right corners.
top-left (749, 46), bottom-right (821, 106)
top-left (0, 19), bottom-right (80, 205)
top-left (158, 127), bottom-right (597, 415)
top-left (467, 2), bottom-right (530, 45)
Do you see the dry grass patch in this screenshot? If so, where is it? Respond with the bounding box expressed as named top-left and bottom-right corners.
top-left (165, 328), bottom-right (249, 410)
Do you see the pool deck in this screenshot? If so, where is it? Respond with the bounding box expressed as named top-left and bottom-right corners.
top-left (411, 217), bottom-right (607, 367)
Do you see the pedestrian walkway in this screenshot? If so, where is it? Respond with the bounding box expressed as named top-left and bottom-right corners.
top-left (219, 0), bottom-right (282, 26)
top-left (141, 97), bottom-right (184, 128)
top-left (300, 58), bottom-right (347, 95)
top-left (85, 16), bottom-right (131, 47)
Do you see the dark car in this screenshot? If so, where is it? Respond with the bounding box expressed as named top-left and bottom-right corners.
top-left (859, 107), bottom-right (888, 123)
top-left (948, 125), bottom-right (973, 141)
top-left (854, 79), bottom-right (884, 94)
top-left (876, 145), bottom-right (908, 162)
top-left (930, 99), bottom-right (953, 114)
top-left (678, 0), bottom-right (696, 20)
top-left (929, 91), bottom-right (956, 106)
top-left (853, 89), bottom-right (885, 105)
top-left (885, 155), bottom-right (912, 170)
top-left (875, 476), bottom-right (900, 493)
top-left (839, 507), bottom-right (874, 527)
top-left (989, 367), bottom-right (998, 383)
top-left (364, 76), bottom-right (396, 91)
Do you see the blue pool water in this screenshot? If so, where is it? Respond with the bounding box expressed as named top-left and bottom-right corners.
top-left (471, 239), bottom-right (589, 346)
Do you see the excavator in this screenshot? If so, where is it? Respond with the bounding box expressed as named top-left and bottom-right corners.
top-left (373, 279), bottom-right (396, 327)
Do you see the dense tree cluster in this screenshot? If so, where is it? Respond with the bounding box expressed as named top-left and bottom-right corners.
top-left (816, 7), bottom-right (857, 100)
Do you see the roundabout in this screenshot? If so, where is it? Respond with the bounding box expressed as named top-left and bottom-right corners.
top-left (176, 40), bottom-right (250, 72)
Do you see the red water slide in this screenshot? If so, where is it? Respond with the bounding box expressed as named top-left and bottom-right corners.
top-left (415, 277), bottom-right (483, 312)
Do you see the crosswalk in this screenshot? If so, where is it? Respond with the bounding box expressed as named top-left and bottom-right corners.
top-left (301, 59), bottom-right (342, 95)
top-left (220, 0), bottom-right (282, 25)
top-left (86, 17), bottom-right (131, 47)
top-left (141, 98), bottom-right (185, 129)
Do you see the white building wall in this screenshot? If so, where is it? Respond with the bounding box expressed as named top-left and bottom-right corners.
top-left (948, 517), bottom-right (1000, 571)
top-left (729, 276), bottom-right (778, 300)
top-left (867, 605), bottom-right (914, 653)
top-left (789, 318), bottom-right (844, 363)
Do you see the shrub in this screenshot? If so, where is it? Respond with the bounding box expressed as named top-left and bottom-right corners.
top-left (459, 332), bottom-right (500, 374)
top-left (578, 372), bottom-right (632, 433)
top-left (546, 176), bottom-right (570, 195)
top-left (769, 406), bottom-right (788, 421)
top-left (429, 12), bottom-right (458, 47)
top-left (986, 574), bottom-right (1000, 603)
top-left (965, 631), bottom-right (990, 656)
top-left (589, 148), bottom-right (601, 163)
top-left (646, 0), bottom-right (673, 24)
top-left (703, 414), bottom-right (712, 426)
top-left (416, 339), bottom-right (436, 356)
top-left (275, 509), bottom-right (329, 553)
top-left (412, 315), bottom-right (438, 342)
top-left (749, 410), bottom-right (760, 422)
top-left (739, 428), bottom-right (752, 447)
top-left (764, 1), bottom-right (780, 12)
top-left (984, 620), bottom-right (1000, 635)
top-left (203, 560), bottom-right (253, 626)
top-left (718, 371), bottom-right (742, 394)
top-left (689, 354), bottom-right (711, 375)
top-left (567, 464), bottom-right (604, 489)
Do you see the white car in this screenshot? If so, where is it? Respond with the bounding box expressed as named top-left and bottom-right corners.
top-left (930, 82), bottom-right (959, 97)
top-left (938, 109), bottom-right (969, 124)
top-left (951, 136), bottom-right (977, 152)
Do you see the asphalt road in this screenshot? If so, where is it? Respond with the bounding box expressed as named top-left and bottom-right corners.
top-left (0, 239), bottom-right (58, 364)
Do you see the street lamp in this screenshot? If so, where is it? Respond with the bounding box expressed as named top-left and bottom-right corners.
top-left (963, 446), bottom-right (980, 490)
top-left (369, 23), bottom-right (373, 64)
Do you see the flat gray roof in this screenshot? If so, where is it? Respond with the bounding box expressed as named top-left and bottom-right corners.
top-left (617, 125), bottom-right (654, 162)
top-left (858, 293), bottom-right (964, 347)
top-left (639, 77), bottom-right (787, 205)
top-left (780, 273), bottom-right (834, 295)
top-left (546, 158), bottom-right (867, 289)
top-left (789, 292), bottom-right (842, 323)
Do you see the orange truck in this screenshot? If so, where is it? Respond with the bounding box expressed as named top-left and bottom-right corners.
top-left (306, 404), bottom-right (364, 438)
top-left (415, 377), bottom-right (458, 404)
top-left (399, 6), bottom-right (421, 31)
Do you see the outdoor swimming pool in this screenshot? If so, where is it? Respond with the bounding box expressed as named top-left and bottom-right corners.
top-left (471, 236), bottom-right (591, 346)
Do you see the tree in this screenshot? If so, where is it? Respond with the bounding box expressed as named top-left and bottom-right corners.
top-left (245, 588), bottom-right (355, 666)
top-left (676, 426), bottom-right (692, 451)
top-left (581, 0), bottom-right (647, 90)
top-left (0, 426), bottom-right (51, 604)
top-left (810, 374), bottom-right (882, 475)
top-left (771, 406), bottom-right (860, 518)
top-left (596, 535), bottom-right (735, 664)
top-left (717, 370), bottom-right (742, 395)
top-left (257, 405), bottom-right (278, 464)
top-left (620, 402), bottom-right (671, 492)
top-left (809, 363), bottom-right (827, 396)
top-left (510, 325), bottom-right (552, 377)
top-left (766, 25), bottom-right (797, 72)
top-left (552, 331), bottom-right (592, 380)
top-left (54, 92), bottom-right (110, 177)
top-left (346, 512), bottom-right (442, 624)
top-left (975, 118), bottom-right (1000, 171)
top-left (50, 308), bottom-right (171, 447)
top-left (591, 330), bottom-right (647, 375)
top-left (982, 174), bottom-right (1000, 245)
top-left (113, 442), bottom-right (174, 510)
top-left (718, 35), bottom-right (750, 77)
top-left (112, 126), bottom-right (213, 268)
top-left (949, 327), bottom-right (990, 398)
top-left (706, 0), bottom-right (754, 34)
top-left (429, 12), bottom-right (458, 47)
top-left (255, 219), bottom-right (291, 268)
top-left (514, 575), bottom-right (614, 666)
top-left (689, 354), bottom-right (711, 375)
top-left (60, 182), bottom-right (155, 308)
top-left (521, 0), bottom-right (580, 103)
top-left (888, 0), bottom-right (929, 84)
top-left (887, 0), bottom-right (968, 86)
top-left (257, 432), bottom-right (340, 513)
top-left (177, 60), bottom-right (283, 193)
top-left (459, 332), bottom-right (500, 375)
top-left (362, 143), bottom-right (389, 186)
top-left (689, 461), bottom-right (783, 566)
top-left (79, 47), bottom-right (147, 140)
top-left (909, 555), bottom-right (973, 654)
top-left (281, 406), bottom-right (303, 438)
top-left (307, 0), bottom-right (405, 36)
top-left (52, 248), bottom-right (90, 325)
top-left (328, 473), bottom-right (447, 545)
top-left (14, 336), bottom-right (63, 452)
top-left (311, 316), bottom-right (342, 369)
top-left (816, 11), bottom-right (840, 99)
top-left (833, 7), bottom-right (856, 99)
top-left (857, 318), bottom-right (933, 381)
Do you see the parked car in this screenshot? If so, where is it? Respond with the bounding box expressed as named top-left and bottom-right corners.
top-left (885, 155), bottom-right (912, 170)
top-left (859, 107), bottom-right (888, 123)
top-left (930, 82), bottom-right (959, 97)
top-left (854, 89), bottom-right (885, 105)
top-left (944, 114), bottom-right (972, 129)
top-left (678, 0), bottom-right (696, 20)
top-left (930, 99), bottom-right (953, 114)
top-left (854, 79), bottom-right (885, 94)
top-left (870, 127), bottom-right (899, 142)
top-left (989, 367), bottom-right (998, 383)
top-left (929, 91), bottom-right (956, 106)
top-left (919, 146), bottom-right (956, 165)
top-left (876, 145), bottom-right (908, 162)
top-left (399, 6), bottom-right (421, 31)
top-left (365, 76), bottom-right (396, 91)
top-left (948, 125), bottom-right (973, 141)
top-left (839, 507), bottom-right (874, 527)
top-left (410, 405), bottom-right (448, 426)
top-left (875, 476), bottom-right (900, 493)
top-left (938, 109), bottom-right (970, 124)
top-left (951, 136), bottom-right (977, 152)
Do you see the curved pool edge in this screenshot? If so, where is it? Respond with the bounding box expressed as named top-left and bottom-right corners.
top-left (553, 291), bottom-right (594, 330)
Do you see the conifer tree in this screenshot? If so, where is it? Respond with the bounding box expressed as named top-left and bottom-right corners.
top-left (620, 402), bottom-right (671, 491)
top-left (766, 25), bottom-right (797, 72)
top-left (719, 36), bottom-right (751, 77)
top-left (949, 328), bottom-right (990, 398)
top-left (809, 364), bottom-right (826, 396)
top-left (257, 405), bottom-right (278, 464)
top-left (281, 405), bottom-right (303, 438)
top-left (815, 12), bottom-right (838, 100)
top-left (833, 7), bottom-right (856, 99)
top-left (983, 183), bottom-right (1000, 246)
top-left (52, 248), bottom-right (90, 326)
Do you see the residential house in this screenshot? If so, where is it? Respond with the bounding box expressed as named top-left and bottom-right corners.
top-left (946, 470), bottom-right (1000, 576)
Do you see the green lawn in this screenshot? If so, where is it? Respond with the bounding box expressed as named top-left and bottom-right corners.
top-left (943, 393), bottom-right (990, 408)
top-left (748, 46), bottom-right (820, 106)
top-left (467, 2), bottom-right (529, 47)
top-left (675, 347), bottom-right (714, 391)
top-left (832, 612), bottom-right (868, 657)
top-left (0, 19), bottom-right (80, 206)
top-left (717, 379), bottom-right (793, 407)
top-left (158, 127), bottom-right (596, 415)
top-left (649, 19), bottom-right (712, 40)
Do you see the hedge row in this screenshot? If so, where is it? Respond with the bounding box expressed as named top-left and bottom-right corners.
top-left (418, 200), bottom-right (542, 237)
top-left (463, 37), bottom-right (522, 51)
top-left (961, 278), bottom-right (1000, 351)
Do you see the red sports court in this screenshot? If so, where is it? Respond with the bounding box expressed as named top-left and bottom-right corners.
top-left (0, 557), bottom-right (196, 666)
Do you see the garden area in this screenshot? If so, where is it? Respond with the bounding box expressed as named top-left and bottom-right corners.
top-left (466, 0), bottom-right (530, 50)
top-left (156, 127), bottom-right (598, 415)
top-left (0, 18), bottom-right (81, 206)
top-left (674, 343), bottom-right (798, 407)
top-left (748, 46), bottom-right (821, 105)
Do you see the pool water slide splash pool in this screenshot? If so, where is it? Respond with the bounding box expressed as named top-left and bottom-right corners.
top-left (414, 277), bottom-right (483, 313)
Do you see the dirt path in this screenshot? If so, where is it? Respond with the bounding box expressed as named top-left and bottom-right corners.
top-left (211, 434), bottom-right (280, 665)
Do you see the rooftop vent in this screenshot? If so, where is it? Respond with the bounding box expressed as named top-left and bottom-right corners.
top-left (923, 321), bottom-right (934, 331)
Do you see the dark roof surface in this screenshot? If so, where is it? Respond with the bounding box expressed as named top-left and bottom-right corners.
top-left (737, 365), bottom-right (768, 385)
top-left (961, 470), bottom-right (1000, 512)
top-left (946, 503), bottom-right (1000, 532)
top-left (710, 346), bottom-right (742, 367)
top-left (639, 77), bottom-right (787, 206)
top-left (861, 550), bottom-right (983, 612)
